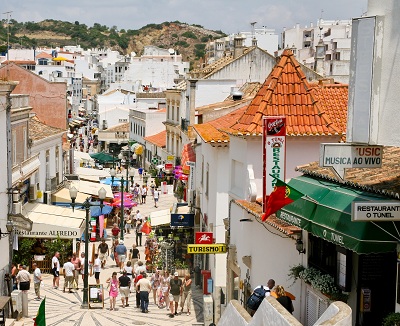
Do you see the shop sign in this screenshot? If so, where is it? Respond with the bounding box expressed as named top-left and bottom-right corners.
top-left (195, 232), bottom-right (213, 244)
top-left (263, 117), bottom-right (286, 205)
top-left (165, 163), bottom-right (173, 170)
top-left (320, 144), bottom-right (382, 180)
top-left (167, 155), bottom-right (175, 161)
top-left (352, 201), bottom-right (400, 221)
top-left (187, 244), bottom-right (226, 254)
top-left (16, 229), bottom-right (79, 238)
top-left (170, 213), bottom-right (194, 227)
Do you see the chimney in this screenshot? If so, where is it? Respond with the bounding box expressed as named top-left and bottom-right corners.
top-left (233, 35), bottom-right (245, 58)
top-left (252, 38), bottom-right (258, 47)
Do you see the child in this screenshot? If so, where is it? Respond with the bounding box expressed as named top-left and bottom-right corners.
top-left (106, 272), bottom-right (119, 311)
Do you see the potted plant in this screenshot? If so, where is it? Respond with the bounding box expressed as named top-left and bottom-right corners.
top-left (13, 238), bottom-right (36, 269)
top-left (174, 259), bottom-right (189, 277)
top-left (288, 264), bottom-right (305, 285)
top-left (383, 312), bottom-right (400, 326)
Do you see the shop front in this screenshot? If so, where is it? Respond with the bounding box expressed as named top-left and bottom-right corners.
top-left (16, 203), bottom-right (86, 273)
top-left (149, 205), bottom-right (194, 274)
top-left (277, 175), bottom-right (399, 326)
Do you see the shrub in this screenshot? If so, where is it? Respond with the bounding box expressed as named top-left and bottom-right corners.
top-left (181, 31), bottom-right (197, 39)
top-left (383, 313), bottom-right (400, 326)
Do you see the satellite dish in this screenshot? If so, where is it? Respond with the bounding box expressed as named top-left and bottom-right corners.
top-left (168, 48), bottom-right (175, 55)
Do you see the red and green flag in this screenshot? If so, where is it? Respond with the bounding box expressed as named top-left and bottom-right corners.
top-left (33, 297), bottom-right (46, 326)
top-left (262, 179), bottom-right (303, 221)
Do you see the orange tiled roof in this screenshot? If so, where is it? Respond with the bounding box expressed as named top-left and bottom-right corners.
top-left (181, 143), bottom-right (196, 171)
top-left (29, 116), bottom-right (66, 141)
top-left (2, 60), bottom-right (36, 65)
top-left (144, 130), bottom-right (166, 148)
top-left (36, 52), bottom-right (53, 59)
top-left (193, 107), bottom-right (247, 145)
top-left (225, 49), bottom-right (345, 137)
top-left (235, 199), bottom-right (301, 236)
top-left (296, 146), bottom-right (400, 198)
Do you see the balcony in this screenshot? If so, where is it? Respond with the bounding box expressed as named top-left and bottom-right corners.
top-left (12, 153), bottom-right (40, 186)
top-left (181, 118), bottom-right (189, 132)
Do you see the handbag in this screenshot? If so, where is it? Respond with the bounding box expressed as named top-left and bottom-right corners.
top-left (72, 279), bottom-right (78, 289)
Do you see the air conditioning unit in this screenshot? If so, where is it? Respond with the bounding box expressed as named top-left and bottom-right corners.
top-left (13, 202), bottom-right (22, 214)
top-left (29, 184), bottom-right (38, 201)
top-left (43, 191), bottom-right (52, 205)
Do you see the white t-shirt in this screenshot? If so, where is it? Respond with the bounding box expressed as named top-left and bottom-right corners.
top-left (253, 285), bottom-right (271, 297)
top-left (52, 256), bottom-right (60, 271)
top-left (135, 265), bottom-right (146, 275)
top-left (63, 261), bottom-right (75, 277)
top-left (137, 278), bottom-right (151, 292)
top-left (80, 258), bottom-right (86, 274)
top-left (33, 267), bottom-right (41, 284)
top-left (94, 258), bottom-right (101, 273)
top-left (141, 187), bottom-right (147, 195)
top-left (154, 190), bottom-right (160, 199)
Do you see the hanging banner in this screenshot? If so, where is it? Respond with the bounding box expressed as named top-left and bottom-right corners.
top-left (263, 117), bottom-right (286, 209)
top-left (170, 213), bottom-right (194, 227)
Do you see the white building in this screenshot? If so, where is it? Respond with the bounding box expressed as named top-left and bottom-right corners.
top-left (122, 46), bottom-right (190, 91)
top-left (281, 19), bottom-right (353, 83)
top-left (206, 27), bottom-right (279, 63)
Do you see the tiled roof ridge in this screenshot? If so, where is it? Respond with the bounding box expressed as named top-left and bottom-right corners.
top-left (296, 146), bottom-right (400, 199)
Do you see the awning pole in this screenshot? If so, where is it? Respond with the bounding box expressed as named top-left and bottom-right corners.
top-left (391, 221), bottom-right (400, 239)
top-left (371, 221), bottom-right (400, 242)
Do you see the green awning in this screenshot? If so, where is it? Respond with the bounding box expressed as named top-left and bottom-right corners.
top-left (89, 152), bottom-right (119, 163)
top-left (276, 175), bottom-right (400, 254)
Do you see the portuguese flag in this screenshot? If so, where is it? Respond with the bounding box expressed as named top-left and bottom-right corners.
top-left (262, 179), bottom-right (303, 221)
top-left (33, 297), bottom-right (46, 326)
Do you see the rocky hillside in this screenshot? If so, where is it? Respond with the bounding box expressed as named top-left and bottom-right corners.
top-left (1, 19), bottom-right (226, 67)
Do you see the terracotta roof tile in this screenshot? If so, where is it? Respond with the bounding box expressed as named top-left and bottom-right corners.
top-left (234, 199), bottom-right (301, 236)
top-left (193, 106), bottom-right (247, 144)
top-left (36, 52), bottom-right (53, 59)
top-left (144, 130), bottom-right (166, 148)
top-left (29, 116), bottom-right (65, 141)
top-left (296, 146), bottom-right (400, 198)
top-left (224, 50), bottom-right (347, 137)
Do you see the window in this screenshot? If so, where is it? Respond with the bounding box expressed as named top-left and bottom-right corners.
top-left (23, 127), bottom-right (27, 160)
top-left (12, 130), bottom-right (16, 165)
top-left (45, 150), bottom-right (50, 180)
top-left (55, 146), bottom-right (59, 173)
top-left (205, 163), bottom-right (209, 198)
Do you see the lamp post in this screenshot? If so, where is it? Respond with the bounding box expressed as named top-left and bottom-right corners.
top-left (110, 167), bottom-right (125, 241)
top-left (69, 186), bottom-right (106, 309)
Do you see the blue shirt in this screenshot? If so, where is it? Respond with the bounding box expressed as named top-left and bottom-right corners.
top-left (115, 244), bottom-right (127, 255)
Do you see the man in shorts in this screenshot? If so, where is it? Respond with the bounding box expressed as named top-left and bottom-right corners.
top-left (119, 270), bottom-right (131, 308)
top-left (169, 272), bottom-right (182, 317)
top-left (97, 239), bottom-right (109, 268)
top-left (52, 252), bottom-right (60, 289)
top-left (115, 240), bottom-right (127, 272)
top-left (63, 256), bottom-right (75, 293)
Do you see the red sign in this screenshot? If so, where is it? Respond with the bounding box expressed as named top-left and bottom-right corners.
top-left (195, 232), bottom-right (213, 244)
top-left (165, 163), bottom-right (173, 170)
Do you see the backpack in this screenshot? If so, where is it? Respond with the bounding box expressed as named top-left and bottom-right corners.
top-left (247, 286), bottom-right (269, 311)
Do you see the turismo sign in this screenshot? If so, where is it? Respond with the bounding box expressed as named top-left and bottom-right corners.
top-left (352, 202), bottom-right (400, 221)
top-left (320, 144), bottom-right (382, 180)
top-left (187, 244), bottom-right (226, 254)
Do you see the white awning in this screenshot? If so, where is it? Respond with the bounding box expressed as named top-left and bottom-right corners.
top-left (76, 167), bottom-right (110, 177)
top-left (150, 209), bottom-right (170, 226)
top-left (17, 203), bottom-right (85, 239)
top-left (71, 180), bottom-right (113, 198)
top-left (52, 187), bottom-right (89, 204)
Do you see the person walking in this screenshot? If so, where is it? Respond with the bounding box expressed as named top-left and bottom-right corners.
top-left (160, 271), bottom-right (171, 310)
top-left (80, 252), bottom-right (87, 284)
top-left (169, 272), bottom-right (182, 317)
top-left (115, 240), bottom-right (127, 272)
top-left (131, 244), bottom-right (140, 268)
top-left (93, 254), bottom-right (101, 285)
top-left (97, 239), bottom-right (109, 269)
top-left (136, 273), bottom-right (151, 313)
top-left (119, 270), bottom-right (131, 308)
top-left (32, 263), bottom-right (43, 300)
top-left (63, 257), bottom-right (75, 293)
top-left (52, 252), bottom-right (60, 289)
top-left (111, 223), bottom-right (120, 241)
top-left (71, 252), bottom-right (81, 289)
top-left (141, 185), bottom-right (147, 204)
top-left (247, 278), bottom-right (275, 316)
top-left (150, 270), bottom-right (161, 305)
top-left (134, 271), bottom-right (144, 308)
top-left (150, 181), bottom-right (155, 197)
top-left (180, 273), bottom-right (192, 315)
top-left (107, 272), bottom-right (119, 311)
top-left (153, 188), bottom-right (160, 208)
top-left (16, 265), bottom-right (31, 291)
top-left (136, 220), bottom-right (143, 247)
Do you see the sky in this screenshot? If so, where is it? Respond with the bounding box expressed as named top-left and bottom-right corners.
top-left (2, 0), bottom-right (368, 35)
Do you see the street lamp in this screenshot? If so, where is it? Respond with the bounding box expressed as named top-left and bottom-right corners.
top-left (111, 165), bottom-right (125, 241)
top-left (69, 185), bottom-right (106, 309)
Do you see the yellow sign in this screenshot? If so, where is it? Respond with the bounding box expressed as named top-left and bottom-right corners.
top-left (187, 244), bottom-right (227, 254)
top-left (167, 155), bottom-right (175, 161)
